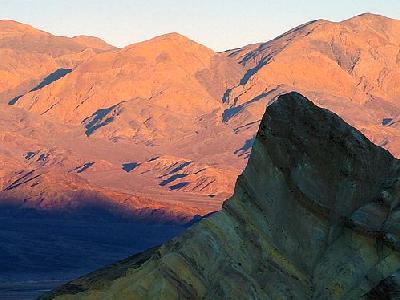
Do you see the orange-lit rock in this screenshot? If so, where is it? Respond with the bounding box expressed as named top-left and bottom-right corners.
top-left (2, 13), bottom-right (400, 220)
top-left (0, 20), bottom-right (114, 103)
top-left (16, 32), bottom-right (243, 139)
top-left (224, 13), bottom-right (400, 156)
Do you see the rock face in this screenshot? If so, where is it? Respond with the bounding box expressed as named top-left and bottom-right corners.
top-left (43, 92), bottom-right (400, 299)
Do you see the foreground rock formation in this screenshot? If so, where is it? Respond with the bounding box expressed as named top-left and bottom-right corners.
top-left (43, 92), bottom-right (400, 299)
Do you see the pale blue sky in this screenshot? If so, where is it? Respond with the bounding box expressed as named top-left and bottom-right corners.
top-left (0, 0), bottom-right (399, 51)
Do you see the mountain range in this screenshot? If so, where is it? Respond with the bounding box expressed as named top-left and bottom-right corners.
top-left (1, 12), bottom-right (400, 299)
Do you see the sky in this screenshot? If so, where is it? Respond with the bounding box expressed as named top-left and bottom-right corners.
top-left (0, 0), bottom-right (399, 51)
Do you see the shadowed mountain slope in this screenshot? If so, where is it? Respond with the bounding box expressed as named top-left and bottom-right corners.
top-left (43, 92), bottom-right (400, 299)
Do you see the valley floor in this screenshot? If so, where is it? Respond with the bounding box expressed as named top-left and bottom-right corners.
top-left (0, 211), bottom-right (187, 300)
top-left (0, 279), bottom-right (66, 300)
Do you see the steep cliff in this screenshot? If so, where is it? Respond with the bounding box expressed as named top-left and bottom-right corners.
top-left (43, 92), bottom-right (400, 299)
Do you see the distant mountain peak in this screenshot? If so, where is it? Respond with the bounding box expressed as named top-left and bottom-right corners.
top-left (0, 19), bottom-right (44, 34)
top-left (355, 12), bottom-right (389, 19)
top-left (136, 31), bottom-right (206, 49)
top-left (157, 31), bottom-right (190, 40)
top-left (71, 35), bottom-right (116, 50)
top-left (344, 12), bottom-right (396, 24)
top-left (0, 19), bottom-right (32, 27)
top-left (118, 30), bottom-right (214, 63)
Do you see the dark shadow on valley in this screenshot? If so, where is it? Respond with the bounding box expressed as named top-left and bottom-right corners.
top-left (0, 198), bottom-right (193, 299)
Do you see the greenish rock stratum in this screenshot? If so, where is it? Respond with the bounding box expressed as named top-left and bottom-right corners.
top-left (42, 92), bottom-right (400, 299)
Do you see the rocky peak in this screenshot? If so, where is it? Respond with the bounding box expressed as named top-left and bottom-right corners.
top-left (345, 12), bottom-right (395, 24)
top-left (43, 92), bottom-right (400, 299)
top-left (0, 19), bottom-right (42, 33)
top-left (154, 32), bottom-right (194, 42)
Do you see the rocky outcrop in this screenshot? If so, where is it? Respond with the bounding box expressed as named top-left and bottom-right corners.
top-left (43, 92), bottom-right (400, 299)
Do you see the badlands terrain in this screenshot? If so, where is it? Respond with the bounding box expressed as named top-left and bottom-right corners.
top-left (1, 12), bottom-right (400, 298)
